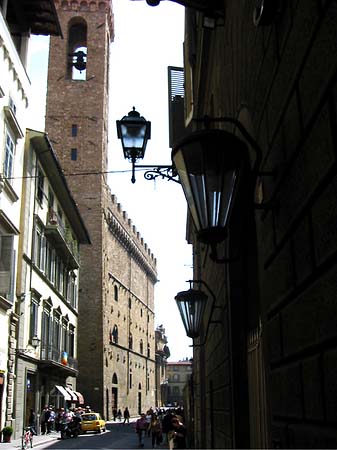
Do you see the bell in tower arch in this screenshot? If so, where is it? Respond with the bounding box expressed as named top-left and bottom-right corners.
top-left (72, 49), bottom-right (87, 73)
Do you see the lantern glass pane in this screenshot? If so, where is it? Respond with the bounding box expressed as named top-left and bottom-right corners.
top-left (121, 123), bottom-right (147, 150)
top-left (173, 130), bottom-right (247, 240)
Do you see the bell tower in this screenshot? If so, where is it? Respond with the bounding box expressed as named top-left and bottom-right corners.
top-left (45, 0), bottom-right (157, 419)
top-left (45, 0), bottom-right (114, 409)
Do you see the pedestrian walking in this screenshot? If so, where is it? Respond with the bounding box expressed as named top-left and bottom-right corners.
top-left (135, 413), bottom-right (148, 448)
top-left (149, 414), bottom-right (162, 448)
top-left (28, 409), bottom-right (37, 435)
top-left (123, 407), bottom-right (130, 424)
top-left (117, 408), bottom-right (122, 421)
top-left (113, 408), bottom-right (117, 421)
top-left (40, 405), bottom-right (49, 435)
top-left (47, 406), bottom-right (55, 434)
top-left (170, 416), bottom-right (187, 449)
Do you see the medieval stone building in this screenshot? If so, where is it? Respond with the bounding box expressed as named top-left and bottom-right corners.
top-left (45, 0), bottom-right (157, 418)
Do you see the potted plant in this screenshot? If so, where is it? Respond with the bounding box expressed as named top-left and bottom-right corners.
top-left (2, 425), bottom-right (13, 442)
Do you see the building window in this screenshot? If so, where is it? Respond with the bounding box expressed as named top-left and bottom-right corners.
top-left (129, 333), bottom-right (133, 350)
top-left (41, 306), bottom-right (52, 359)
top-left (71, 124), bottom-right (78, 137)
top-left (4, 130), bottom-right (14, 181)
top-left (129, 369), bottom-right (132, 389)
top-left (147, 343), bottom-right (150, 358)
top-left (37, 167), bottom-right (44, 203)
top-left (112, 325), bottom-right (118, 344)
top-left (129, 297), bottom-right (132, 309)
top-left (71, 148), bottom-right (77, 161)
top-left (114, 285), bottom-right (118, 302)
top-left (62, 317), bottom-right (69, 353)
top-left (69, 324), bottom-right (75, 357)
top-left (48, 188), bottom-right (54, 209)
top-left (140, 309), bottom-right (143, 317)
top-left (53, 311), bottom-right (61, 351)
top-left (140, 339), bottom-right (143, 354)
top-left (0, 234), bottom-right (14, 301)
top-left (67, 271), bottom-right (77, 309)
top-left (29, 299), bottom-right (39, 340)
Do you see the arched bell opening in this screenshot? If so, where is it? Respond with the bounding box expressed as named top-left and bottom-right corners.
top-left (67, 18), bottom-right (87, 80)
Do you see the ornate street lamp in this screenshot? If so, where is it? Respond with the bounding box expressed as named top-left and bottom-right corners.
top-left (171, 116), bottom-right (267, 263)
top-left (175, 287), bottom-right (208, 339)
top-left (117, 111), bottom-right (267, 261)
top-left (116, 108), bottom-right (178, 183)
top-left (16, 335), bottom-right (41, 354)
top-left (175, 279), bottom-right (221, 340)
top-left (172, 128), bottom-right (249, 263)
top-left (116, 107), bottom-right (151, 183)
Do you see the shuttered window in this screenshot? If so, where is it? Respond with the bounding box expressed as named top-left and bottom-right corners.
top-left (0, 234), bottom-right (14, 301)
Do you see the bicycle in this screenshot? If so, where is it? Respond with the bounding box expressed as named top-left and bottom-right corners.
top-left (21, 426), bottom-right (34, 449)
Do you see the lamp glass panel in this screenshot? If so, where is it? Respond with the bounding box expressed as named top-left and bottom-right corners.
top-left (173, 129), bottom-right (246, 240)
top-left (172, 150), bottom-right (202, 231)
top-left (121, 122), bottom-right (147, 151)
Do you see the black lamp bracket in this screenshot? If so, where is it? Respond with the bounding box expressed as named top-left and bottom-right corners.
top-left (209, 243), bottom-right (239, 264)
top-left (131, 161), bottom-right (180, 184)
top-left (144, 0), bottom-right (224, 18)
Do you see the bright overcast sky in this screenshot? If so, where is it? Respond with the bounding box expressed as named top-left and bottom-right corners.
top-left (27, 0), bottom-right (193, 361)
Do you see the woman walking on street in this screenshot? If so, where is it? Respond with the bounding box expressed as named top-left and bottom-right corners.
top-left (149, 414), bottom-right (162, 449)
top-left (135, 413), bottom-right (148, 448)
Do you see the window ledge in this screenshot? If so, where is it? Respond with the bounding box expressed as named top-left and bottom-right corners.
top-left (4, 106), bottom-right (23, 140)
top-left (0, 295), bottom-right (13, 310)
top-left (3, 177), bottom-right (19, 203)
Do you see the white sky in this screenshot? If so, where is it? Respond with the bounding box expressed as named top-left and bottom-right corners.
top-left (27, 0), bottom-right (193, 361)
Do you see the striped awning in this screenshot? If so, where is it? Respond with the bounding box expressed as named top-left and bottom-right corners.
top-left (55, 385), bottom-right (72, 401)
top-left (65, 387), bottom-right (78, 401)
top-left (74, 391), bottom-right (84, 404)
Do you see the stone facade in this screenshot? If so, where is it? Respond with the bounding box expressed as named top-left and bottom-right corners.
top-left (179, 0), bottom-right (337, 448)
top-left (154, 325), bottom-right (170, 407)
top-left (166, 360), bottom-right (192, 407)
top-left (45, 0), bottom-right (157, 418)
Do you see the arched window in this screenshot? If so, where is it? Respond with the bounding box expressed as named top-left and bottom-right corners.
top-left (112, 373), bottom-right (118, 384)
top-left (112, 325), bottom-right (118, 344)
top-left (114, 285), bottom-right (118, 302)
top-left (67, 19), bottom-right (87, 80)
top-left (140, 339), bottom-right (143, 354)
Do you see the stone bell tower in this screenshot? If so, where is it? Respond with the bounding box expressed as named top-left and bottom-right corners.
top-left (45, 0), bottom-right (157, 418)
top-left (45, 0), bottom-right (114, 412)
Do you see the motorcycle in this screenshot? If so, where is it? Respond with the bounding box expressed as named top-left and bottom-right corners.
top-left (59, 419), bottom-right (80, 439)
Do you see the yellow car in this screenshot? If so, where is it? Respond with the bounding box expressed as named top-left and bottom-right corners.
top-left (80, 412), bottom-right (106, 433)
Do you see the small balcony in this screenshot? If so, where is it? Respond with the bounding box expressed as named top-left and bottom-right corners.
top-left (44, 208), bottom-right (80, 269)
top-left (39, 345), bottom-right (78, 375)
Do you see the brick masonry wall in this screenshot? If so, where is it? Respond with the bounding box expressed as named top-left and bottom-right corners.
top-left (190, 0), bottom-right (337, 447)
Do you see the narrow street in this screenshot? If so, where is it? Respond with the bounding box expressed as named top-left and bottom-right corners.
top-left (4, 420), bottom-right (169, 450)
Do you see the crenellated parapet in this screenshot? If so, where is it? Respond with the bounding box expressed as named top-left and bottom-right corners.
top-left (103, 192), bottom-right (157, 283)
top-left (54, 0), bottom-right (114, 38)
